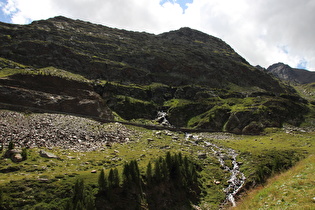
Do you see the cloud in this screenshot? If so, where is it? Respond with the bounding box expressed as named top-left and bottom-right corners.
top-left (1, 0), bottom-right (315, 71)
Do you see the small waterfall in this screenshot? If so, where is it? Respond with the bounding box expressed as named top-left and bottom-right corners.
top-left (155, 111), bottom-right (172, 127)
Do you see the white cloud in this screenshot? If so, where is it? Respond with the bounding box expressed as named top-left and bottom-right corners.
top-left (1, 0), bottom-right (315, 71)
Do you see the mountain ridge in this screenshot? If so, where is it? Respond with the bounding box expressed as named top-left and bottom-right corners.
top-left (1, 16), bottom-right (285, 91)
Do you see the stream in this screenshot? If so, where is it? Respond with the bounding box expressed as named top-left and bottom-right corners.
top-left (157, 112), bottom-right (246, 207)
top-left (205, 141), bottom-right (246, 207)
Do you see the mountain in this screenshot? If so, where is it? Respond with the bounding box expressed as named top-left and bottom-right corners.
top-left (267, 62), bottom-right (315, 84)
top-left (0, 16), bottom-right (311, 134)
top-left (1, 16), bottom-right (283, 90)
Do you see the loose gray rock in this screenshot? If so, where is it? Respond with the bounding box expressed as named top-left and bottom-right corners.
top-left (39, 150), bottom-right (58, 159)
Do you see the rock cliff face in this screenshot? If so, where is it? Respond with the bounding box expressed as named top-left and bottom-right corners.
top-left (0, 16), bottom-right (311, 133)
top-left (0, 71), bottom-right (113, 120)
top-left (267, 63), bottom-right (315, 84)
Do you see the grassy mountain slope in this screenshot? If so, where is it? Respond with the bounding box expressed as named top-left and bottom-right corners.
top-left (234, 155), bottom-right (315, 209)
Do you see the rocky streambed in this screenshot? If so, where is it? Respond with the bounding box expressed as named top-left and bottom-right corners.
top-left (205, 141), bottom-right (246, 207)
top-left (189, 133), bottom-right (246, 207)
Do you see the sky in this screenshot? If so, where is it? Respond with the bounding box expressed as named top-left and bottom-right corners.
top-left (0, 0), bottom-right (314, 71)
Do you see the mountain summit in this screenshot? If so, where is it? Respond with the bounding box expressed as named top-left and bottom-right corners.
top-left (267, 62), bottom-right (315, 84)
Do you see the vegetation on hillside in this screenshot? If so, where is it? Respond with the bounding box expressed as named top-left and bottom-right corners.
top-left (0, 111), bottom-right (314, 209)
top-left (235, 155), bottom-right (315, 209)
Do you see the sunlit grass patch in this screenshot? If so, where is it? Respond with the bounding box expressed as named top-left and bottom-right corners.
top-left (234, 154), bottom-right (315, 209)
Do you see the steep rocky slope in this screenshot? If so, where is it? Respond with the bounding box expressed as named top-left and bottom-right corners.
top-left (0, 17), bottom-right (311, 133)
top-left (267, 62), bottom-right (315, 84)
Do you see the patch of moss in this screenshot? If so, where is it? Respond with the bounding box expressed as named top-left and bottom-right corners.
top-left (37, 67), bottom-right (90, 82)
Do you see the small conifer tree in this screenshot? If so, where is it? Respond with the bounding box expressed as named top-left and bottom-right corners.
top-left (113, 168), bottom-right (120, 188)
top-left (146, 162), bottom-right (152, 185)
top-left (108, 169), bottom-right (115, 189)
top-left (0, 188), bottom-right (3, 208)
top-left (72, 179), bottom-right (84, 206)
top-left (21, 148), bottom-right (27, 160)
top-left (8, 141), bottom-right (14, 150)
top-left (98, 169), bottom-right (107, 193)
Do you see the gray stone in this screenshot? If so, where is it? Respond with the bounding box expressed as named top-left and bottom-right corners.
top-left (39, 150), bottom-right (58, 159)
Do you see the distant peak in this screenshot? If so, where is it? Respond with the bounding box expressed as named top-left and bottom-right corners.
top-left (267, 62), bottom-right (291, 70)
top-left (159, 27), bottom-right (221, 43)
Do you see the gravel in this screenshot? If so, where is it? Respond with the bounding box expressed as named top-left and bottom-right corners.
top-left (0, 110), bottom-right (134, 151)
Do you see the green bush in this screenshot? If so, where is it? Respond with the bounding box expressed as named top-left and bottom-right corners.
top-left (21, 148), bottom-right (27, 160)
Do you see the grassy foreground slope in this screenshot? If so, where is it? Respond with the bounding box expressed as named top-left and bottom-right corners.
top-left (234, 155), bottom-right (315, 209)
top-left (0, 109), bottom-right (314, 209)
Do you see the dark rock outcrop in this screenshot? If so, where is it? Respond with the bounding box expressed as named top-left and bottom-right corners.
top-left (0, 73), bottom-right (113, 119)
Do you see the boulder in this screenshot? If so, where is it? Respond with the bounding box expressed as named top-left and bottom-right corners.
top-left (39, 150), bottom-right (58, 159)
top-left (4, 149), bottom-right (22, 158)
top-left (3, 149), bottom-right (24, 162)
top-left (12, 153), bottom-right (23, 162)
top-left (242, 121), bottom-right (263, 135)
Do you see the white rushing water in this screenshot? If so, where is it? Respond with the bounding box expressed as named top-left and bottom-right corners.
top-left (155, 111), bottom-right (172, 127)
top-left (205, 141), bottom-right (246, 207)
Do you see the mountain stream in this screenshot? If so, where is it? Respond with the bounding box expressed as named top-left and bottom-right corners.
top-left (205, 141), bottom-right (246, 207)
top-left (157, 111), bottom-right (246, 207)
